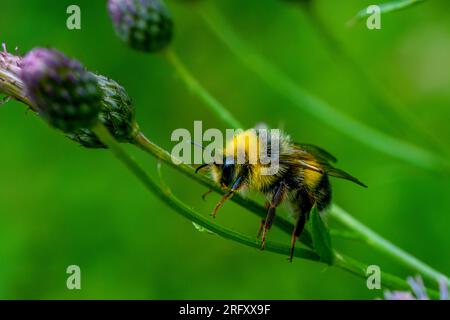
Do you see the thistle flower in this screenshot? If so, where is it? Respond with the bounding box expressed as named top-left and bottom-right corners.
top-left (108, 0), bottom-right (173, 52)
top-left (0, 44), bottom-right (30, 106)
top-left (384, 276), bottom-right (449, 300)
top-left (1, 46), bottom-right (139, 147)
top-left (0, 44), bottom-right (22, 75)
top-left (68, 75), bottom-right (140, 148)
top-left (19, 48), bottom-right (101, 132)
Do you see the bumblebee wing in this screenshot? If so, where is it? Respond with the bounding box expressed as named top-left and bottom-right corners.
top-left (293, 143), bottom-right (338, 163)
top-left (281, 152), bottom-right (367, 188)
top-left (321, 163), bottom-right (368, 188)
top-left (279, 154), bottom-right (325, 173)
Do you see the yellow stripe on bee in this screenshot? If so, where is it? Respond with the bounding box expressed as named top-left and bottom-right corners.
top-left (224, 130), bottom-right (260, 163)
top-left (249, 165), bottom-right (278, 191)
top-left (303, 159), bottom-right (323, 189)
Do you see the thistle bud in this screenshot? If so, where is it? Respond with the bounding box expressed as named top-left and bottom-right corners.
top-left (108, 0), bottom-right (173, 53)
top-left (20, 48), bottom-right (101, 132)
top-left (68, 75), bottom-right (140, 148)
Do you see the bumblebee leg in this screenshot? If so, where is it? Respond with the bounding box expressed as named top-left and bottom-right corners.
top-left (261, 183), bottom-right (287, 250)
top-left (256, 202), bottom-right (270, 238)
top-left (211, 191), bottom-right (234, 218)
top-left (201, 189), bottom-right (213, 201)
top-left (257, 219), bottom-right (265, 239)
top-left (288, 211), bottom-right (307, 262)
top-left (260, 207), bottom-right (275, 250)
top-left (211, 176), bottom-right (243, 218)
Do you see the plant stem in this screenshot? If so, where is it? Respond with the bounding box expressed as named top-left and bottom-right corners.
top-left (197, 4), bottom-right (449, 174)
top-left (93, 123), bottom-right (424, 293)
top-left (162, 48), bottom-right (243, 129)
top-left (331, 204), bottom-right (450, 287)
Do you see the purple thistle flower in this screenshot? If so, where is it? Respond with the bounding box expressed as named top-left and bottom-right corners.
top-left (384, 276), bottom-right (449, 300)
top-left (439, 277), bottom-right (449, 300)
top-left (0, 44), bottom-right (22, 76)
top-left (0, 44), bottom-right (31, 106)
top-left (1, 46), bottom-right (139, 146)
top-left (108, 0), bottom-right (173, 52)
top-left (20, 48), bottom-right (102, 132)
top-left (384, 291), bottom-right (416, 300)
top-left (407, 276), bottom-right (429, 300)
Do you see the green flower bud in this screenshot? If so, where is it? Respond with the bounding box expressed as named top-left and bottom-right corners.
top-left (68, 75), bottom-right (140, 148)
top-left (108, 0), bottom-right (174, 53)
top-left (20, 48), bottom-right (102, 132)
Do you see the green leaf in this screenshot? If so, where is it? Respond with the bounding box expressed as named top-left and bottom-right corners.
top-left (310, 207), bottom-right (334, 265)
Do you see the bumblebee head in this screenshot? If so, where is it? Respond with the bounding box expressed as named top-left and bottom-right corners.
top-left (211, 156), bottom-right (236, 188)
top-left (218, 159), bottom-right (237, 188)
top-left (196, 157), bottom-right (239, 189)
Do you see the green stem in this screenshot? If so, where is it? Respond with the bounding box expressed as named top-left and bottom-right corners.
top-left (197, 4), bottom-right (449, 174)
top-left (162, 48), bottom-right (243, 129)
top-left (329, 229), bottom-right (364, 241)
top-left (331, 204), bottom-right (450, 287)
top-left (92, 123), bottom-right (423, 293)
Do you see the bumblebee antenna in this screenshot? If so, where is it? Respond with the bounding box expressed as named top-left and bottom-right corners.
top-left (189, 140), bottom-right (204, 150)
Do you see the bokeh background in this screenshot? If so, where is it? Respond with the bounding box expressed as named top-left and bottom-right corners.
top-left (0, 0), bottom-right (449, 299)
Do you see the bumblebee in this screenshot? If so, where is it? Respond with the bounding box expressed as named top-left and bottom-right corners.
top-left (196, 128), bottom-right (367, 261)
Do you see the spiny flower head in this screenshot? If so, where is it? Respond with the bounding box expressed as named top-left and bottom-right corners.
top-left (20, 48), bottom-right (101, 132)
top-left (0, 44), bottom-right (22, 75)
top-left (108, 0), bottom-right (173, 52)
top-left (0, 44), bottom-right (30, 106)
top-left (68, 75), bottom-right (139, 148)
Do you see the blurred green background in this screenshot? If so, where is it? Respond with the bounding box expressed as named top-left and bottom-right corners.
top-left (0, 0), bottom-right (449, 299)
